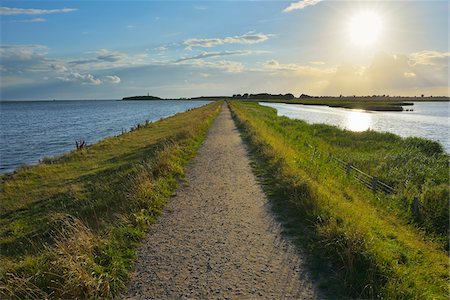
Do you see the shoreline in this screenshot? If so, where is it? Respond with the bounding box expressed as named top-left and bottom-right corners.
top-left (0, 102), bottom-right (222, 299)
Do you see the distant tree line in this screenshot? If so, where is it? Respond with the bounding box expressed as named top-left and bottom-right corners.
top-left (232, 93), bottom-right (295, 100)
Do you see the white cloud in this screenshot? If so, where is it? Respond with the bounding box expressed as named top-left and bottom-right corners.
top-left (56, 70), bottom-right (121, 85)
top-left (51, 61), bottom-right (120, 85)
top-left (184, 33), bottom-right (272, 49)
top-left (96, 49), bottom-right (127, 62)
top-left (284, 0), bottom-right (323, 13)
top-left (8, 18), bottom-right (47, 23)
top-left (263, 59), bottom-right (336, 76)
top-left (409, 50), bottom-right (450, 66)
top-left (68, 49), bottom-right (130, 69)
top-left (0, 44), bottom-right (47, 61)
top-left (57, 71), bottom-right (101, 85)
top-left (175, 50), bottom-right (257, 63)
top-left (50, 63), bottom-right (69, 73)
top-left (404, 72), bottom-right (416, 78)
top-left (184, 59), bottom-right (244, 73)
top-left (0, 7), bottom-right (77, 15)
top-left (103, 75), bottom-right (121, 83)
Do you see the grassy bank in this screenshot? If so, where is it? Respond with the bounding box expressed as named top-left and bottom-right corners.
top-left (255, 99), bottom-right (413, 111)
top-left (240, 96), bottom-right (448, 111)
top-left (0, 101), bottom-right (221, 298)
top-left (229, 101), bottom-right (448, 299)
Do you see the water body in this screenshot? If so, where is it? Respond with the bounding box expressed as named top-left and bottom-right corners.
top-left (260, 102), bottom-right (450, 152)
top-left (0, 100), bottom-right (211, 174)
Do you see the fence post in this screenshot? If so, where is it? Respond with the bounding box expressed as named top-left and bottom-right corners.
top-left (346, 163), bottom-right (351, 175)
top-left (411, 196), bottom-right (420, 221)
top-left (371, 176), bottom-right (378, 194)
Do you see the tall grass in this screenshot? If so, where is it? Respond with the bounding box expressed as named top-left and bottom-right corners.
top-left (229, 101), bottom-right (449, 299)
top-left (0, 101), bottom-right (221, 298)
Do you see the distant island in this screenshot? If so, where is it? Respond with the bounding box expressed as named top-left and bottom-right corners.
top-left (122, 95), bottom-right (162, 100)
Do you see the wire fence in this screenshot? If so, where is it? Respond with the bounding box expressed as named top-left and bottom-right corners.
top-left (305, 141), bottom-right (394, 195)
top-left (303, 141), bottom-right (425, 220)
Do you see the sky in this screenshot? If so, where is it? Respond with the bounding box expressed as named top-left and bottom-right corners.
top-left (0, 0), bottom-right (449, 100)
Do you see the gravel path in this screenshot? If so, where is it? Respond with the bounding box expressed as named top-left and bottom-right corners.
top-left (123, 103), bottom-right (317, 299)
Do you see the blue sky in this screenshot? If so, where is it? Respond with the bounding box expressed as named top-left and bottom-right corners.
top-left (1, 0), bottom-right (448, 100)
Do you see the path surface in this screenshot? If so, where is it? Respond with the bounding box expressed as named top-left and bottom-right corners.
top-left (123, 104), bottom-right (317, 299)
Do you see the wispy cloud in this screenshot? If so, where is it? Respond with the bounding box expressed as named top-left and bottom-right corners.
top-left (184, 33), bottom-right (272, 49)
top-left (104, 75), bottom-right (121, 83)
top-left (0, 7), bottom-right (77, 15)
top-left (284, 0), bottom-right (323, 13)
top-left (263, 59), bottom-right (336, 76)
top-left (69, 49), bottom-right (128, 66)
top-left (7, 18), bottom-right (47, 23)
top-left (175, 50), bottom-right (257, 63)
top-left (190, 60), bottom-right (244, 73)
top-left (409, 50), bottom-right (450, 66)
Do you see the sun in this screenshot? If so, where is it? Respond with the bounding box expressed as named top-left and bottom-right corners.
top-left (348, 11), bottom-right (382, 46)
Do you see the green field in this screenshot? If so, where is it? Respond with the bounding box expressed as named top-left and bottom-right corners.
top-left (0, 101), bottom-right (221, 298)
top-left (229, 101), bottom-right (449, 299)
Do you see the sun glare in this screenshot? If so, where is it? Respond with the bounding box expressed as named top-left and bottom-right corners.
top-left (348, 11), bottom-right (382, 46)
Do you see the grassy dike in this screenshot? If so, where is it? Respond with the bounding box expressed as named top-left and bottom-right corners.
top-left (0, 101), bottom-right (221, 298)
top-left (228, 101), bottom-right (448, 299)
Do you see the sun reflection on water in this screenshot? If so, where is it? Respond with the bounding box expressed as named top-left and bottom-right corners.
top-left (344, 110), bottom-right (372, 131)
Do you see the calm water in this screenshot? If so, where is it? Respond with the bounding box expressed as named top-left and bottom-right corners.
top-left (260, 102), bottom-right (450, 152)
top-left (0, 100), bottom-right (211, 174)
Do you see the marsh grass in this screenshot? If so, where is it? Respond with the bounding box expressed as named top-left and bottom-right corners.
top-left (0, 101), bottom-right (221, 298)
top-left (229, 101), bottom-right (449, 299)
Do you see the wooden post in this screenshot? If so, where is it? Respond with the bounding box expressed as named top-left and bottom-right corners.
top-left (371, 176), bottom-right (378, 194)
top-left (346, 163), bottom-right (351, 175)
top-left (412, 196), bottom-right (419, 221)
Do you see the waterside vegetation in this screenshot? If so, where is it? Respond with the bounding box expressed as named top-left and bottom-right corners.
top-left (229, 101), bottom-right (449, 299)
top-left (0, 101), bottom-right (221, 298)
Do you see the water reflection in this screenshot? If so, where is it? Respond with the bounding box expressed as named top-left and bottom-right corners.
top-left (344, 110), bottom-right (371, 131)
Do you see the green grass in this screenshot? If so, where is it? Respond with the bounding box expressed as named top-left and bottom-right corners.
top-left (229, 101), bottom-right (449, 299)
top-left (0, 101), bottom-right (221, 298)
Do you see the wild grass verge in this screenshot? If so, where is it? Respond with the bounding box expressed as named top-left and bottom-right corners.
top-left (229, 101), bottom-right (448, 299)
top-left (0, 101), bottom-right (221, 299)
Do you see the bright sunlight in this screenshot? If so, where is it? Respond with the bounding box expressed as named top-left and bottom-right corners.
top-left (348, 11), bottom-right (382, 46)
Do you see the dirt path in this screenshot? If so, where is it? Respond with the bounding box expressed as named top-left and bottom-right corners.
top-left (123, 104), bottom-right (317, 299)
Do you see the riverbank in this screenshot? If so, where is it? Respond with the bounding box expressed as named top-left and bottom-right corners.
top-left (229, 101), bottom-right (448, 298)
top-left (0, 101), bottom-right (221, 298)
top-left (250, 97), bottom-right (447, 111)
top-left (257, 99), bottom-right (412, 111)
top-left (0, 100), bottom-right (212, 174)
